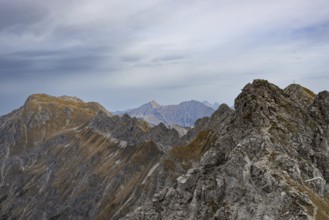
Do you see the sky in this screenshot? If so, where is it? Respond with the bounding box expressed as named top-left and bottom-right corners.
top-left (0, 0), bottom-right (329, 115)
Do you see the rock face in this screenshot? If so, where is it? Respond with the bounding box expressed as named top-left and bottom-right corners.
top-left (1, 80), bottom-right (329, 220)
top-left (124, 80), bottom-right (329, 220)
top-left (115, 100), bottom-right (216, 127)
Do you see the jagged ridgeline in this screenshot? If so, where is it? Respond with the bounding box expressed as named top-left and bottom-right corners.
top-left (114, 100), bottom-right (216, 127)
top-left (0, 80), bottom-right (329, 220)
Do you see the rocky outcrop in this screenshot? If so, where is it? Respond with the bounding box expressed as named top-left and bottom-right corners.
top-left (284, 84), bottom-right (316, 111)
top-left (124, 80), bottom-right (329, 220)
top-left (115, 100), bottom-right (216, 127)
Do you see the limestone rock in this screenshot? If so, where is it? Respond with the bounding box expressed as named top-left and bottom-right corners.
top-left (284, 84), bottom-right (316, 111)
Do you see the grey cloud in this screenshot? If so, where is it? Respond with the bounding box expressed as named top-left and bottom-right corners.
top-left (152, 54), bottom-right (189, 63)
top-left (291, 23), bottom-right (329, 43)
top-left (120, 55), bottom-right (143, 63)
top-left (156, 81), bottom-right (212, 91)
top-left (0, 46), bottom-right (114, 75)
top-left (0, 0), bottom-right (48, 31)
top-left (0, 56), bottom-right (32, 72)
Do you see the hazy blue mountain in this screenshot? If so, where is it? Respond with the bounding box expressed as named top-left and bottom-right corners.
top-left (202, 101), bottom-right (220, 109)
top-left (115, 100), bottom-right (216, 127)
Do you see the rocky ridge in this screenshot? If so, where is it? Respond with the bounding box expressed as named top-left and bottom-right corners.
top-left (124, 80), bottom-right (329, 220)
top-left (0, 94), bottom-right (193, 219)
top-left (0, 80), bottom-right (329, 220)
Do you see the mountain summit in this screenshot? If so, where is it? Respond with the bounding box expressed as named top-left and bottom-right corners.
top-left (0, 80), bottom-right (329, 219)
top-left (115, 100), bottom-right (216, 127)
top-left (149, 100), bottom-right (161, 108)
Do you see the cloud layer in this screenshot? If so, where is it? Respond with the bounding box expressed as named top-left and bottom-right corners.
top-left (1, 0), bottom-right (329, 114)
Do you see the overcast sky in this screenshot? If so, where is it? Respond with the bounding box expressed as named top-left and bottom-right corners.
top-left (0, 0), bottom-right (329, 115)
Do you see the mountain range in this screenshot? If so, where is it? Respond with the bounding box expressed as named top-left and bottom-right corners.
top-left (115, 100), bottom-right (216, 127)
top-left (0, 80), bottom-right (329, 219)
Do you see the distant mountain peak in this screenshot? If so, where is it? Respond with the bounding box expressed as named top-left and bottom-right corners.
top-left (116, 100), bottom-right (215, 127)
top-left (149, 100), bottom-right (161, 108)
top-left (202, 101), bottom-right (220, 110)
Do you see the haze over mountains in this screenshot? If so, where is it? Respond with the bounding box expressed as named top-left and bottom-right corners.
top-left (115, 100), bottom-right (217, 127)
top-left (0, 80), bottom-right (329, 219)
top-left (202, 101), bottom-right (220, 110)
